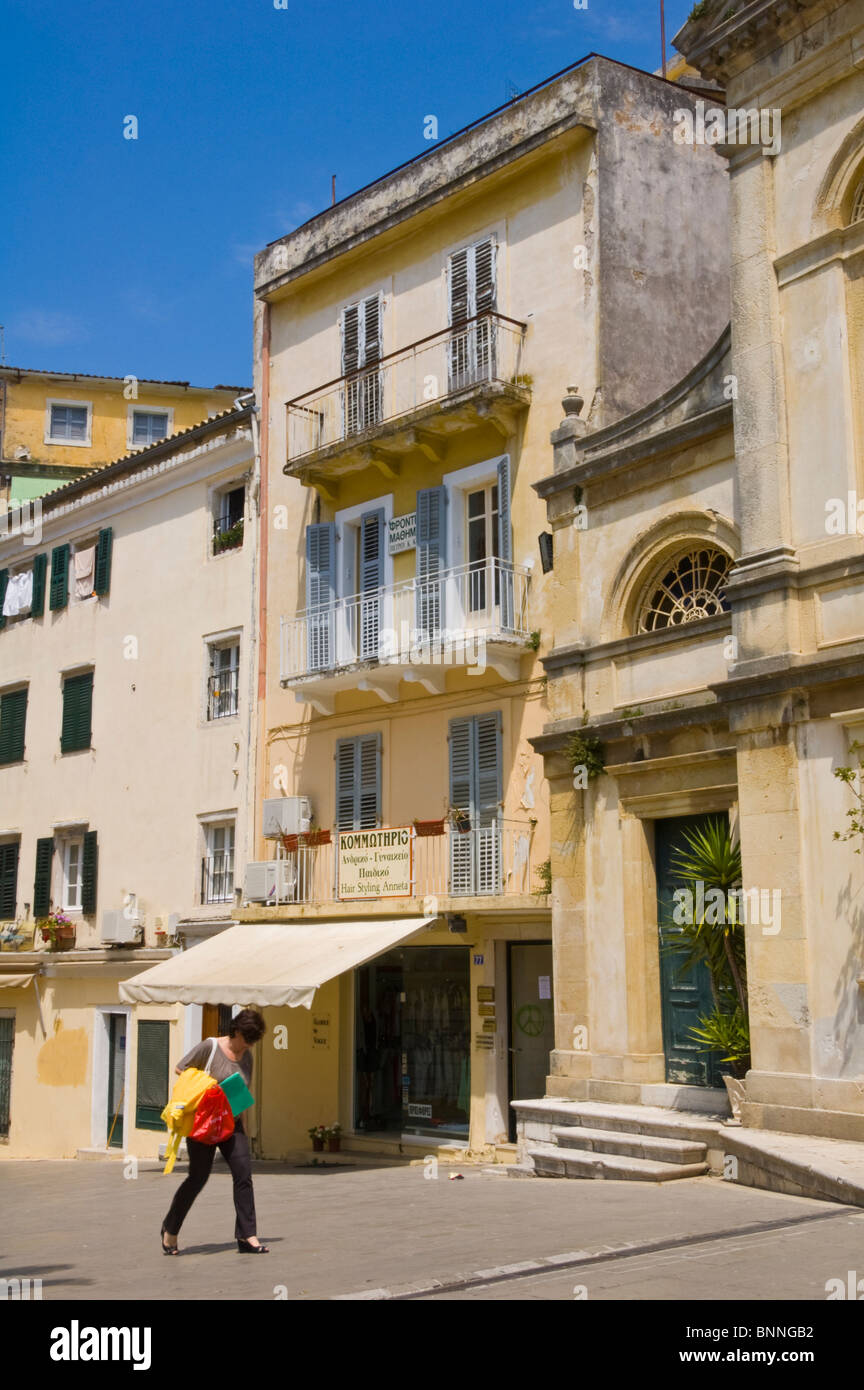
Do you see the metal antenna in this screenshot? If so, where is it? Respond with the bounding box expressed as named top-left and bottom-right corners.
top-left (660, 0), bottom-right (667, 78)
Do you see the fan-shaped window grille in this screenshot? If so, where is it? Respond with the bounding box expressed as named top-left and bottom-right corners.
top-left (638, 547), bottom-right (732, 633)
top-left (851, 177), bottom-right (864, 225)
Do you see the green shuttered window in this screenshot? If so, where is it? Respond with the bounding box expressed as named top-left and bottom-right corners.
top-left (94, 528), bottom-right (113, 596)
top-left (0, 688), bottom-right (27, 765)
top-left (61, 671), bottom-right (93, 753)
top-left (33, 838), bottom-right (53, 918)
top-left (135, 1020), bottom-right (170, 1130)
top-left (81, 830), bottom-right (98, 915)
top-left (0, 841), bottom-right (20, 919)
top-left (0, 570), bottom-right (8, 631)
top-left (31, 554), bottom-right (47, 617)
top-left (49, 544), bottom-right (70, 611)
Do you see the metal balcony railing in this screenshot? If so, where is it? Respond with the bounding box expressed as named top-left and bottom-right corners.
top-left (286, 312), bottom-right (529, 463)
top-left (207, 669), bottom-right (239, 720)
top-left (265, 821), bottom-right (534, 905)
top-left (201, 853), bottom-right (235, 904)
top-left (281, 558), bottom-right (530, 681)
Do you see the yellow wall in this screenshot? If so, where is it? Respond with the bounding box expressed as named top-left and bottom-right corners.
top-left (1, 375), bottom-right (239, 472)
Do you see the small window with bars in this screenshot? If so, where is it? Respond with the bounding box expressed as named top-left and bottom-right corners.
top-left (207, 640), bottom-right (240, 720)
top-left (213, 485), bottom-right (245, 555)
top-left (202, 822), bottom-right (235, 904)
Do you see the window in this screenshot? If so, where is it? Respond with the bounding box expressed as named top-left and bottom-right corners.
top-left (449, 712), bottom-right (502, 896)
top-left (0, 1013), bottom-right (13, 1138)
top-left (213, 485), bottom-right (245, 555)
top-left (336, 734), bottom-right (381, 832)
top-left (130, 409), bottom-right (171, 448)
top-left (62, 838), bottom-right (84, 911)
top-left (638, 547), bottom-right (732, 633)
top-left (207, 641), bottom-right (240, 720)
top-left (202, 822), bottom-right (235, 903)
top-left (466, 483), bottom-right (500, 611)
top-left (136, 1020), bottom-right (170, 1129)
top-left (0, 842), bottom-right (20, 920)
top-left (342, 295), bottom-right (382, 434)
top-left (0, 688), bottom-right (27, 765)
top-left (46, 401), bottom-right (91, 446)
top-left (448, 238), bottom-right (497, 389)
top-left (850, 175), bottom-right (864, 225)
top-left (0, 567), bottom-right (34, 625)
top-left (61, 671), bottom-right (93, 753)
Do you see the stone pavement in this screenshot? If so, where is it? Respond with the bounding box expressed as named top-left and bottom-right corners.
top-left (3, 1156), bottom-right (864, 1301)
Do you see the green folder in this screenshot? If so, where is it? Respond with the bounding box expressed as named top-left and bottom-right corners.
top-left (220, 1071), bottom-right (254, 1117)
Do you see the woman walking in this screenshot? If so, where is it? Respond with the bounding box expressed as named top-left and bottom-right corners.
top-left (161, 1008), bottom-right (269, 1255)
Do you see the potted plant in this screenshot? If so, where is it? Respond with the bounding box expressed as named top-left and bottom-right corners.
top-left (448, 806), bottom-right (472, 835)
top-left (308, 1124), bottom-right (327, 1152)
top-left (326, 1123), bottom-right (342, 1153)
top-left (305, 828), bottom-right (331, 847)
top-left (37, 910), bottom-right (76, 952)
top-left (154, 929), bottom-right (167, 947)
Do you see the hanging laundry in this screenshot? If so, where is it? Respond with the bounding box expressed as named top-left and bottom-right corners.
top-left (74, 546), bottom-right (96, 599)
top-left (2, 570), bottom-right (33, 617)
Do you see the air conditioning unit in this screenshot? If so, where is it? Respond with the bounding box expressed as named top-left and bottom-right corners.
top-left (101, 909), bottom-right (142, 945)
top-left (243, 861), bottom-right (297, 904)
top-left (262, 797), bottom-right (313, 839)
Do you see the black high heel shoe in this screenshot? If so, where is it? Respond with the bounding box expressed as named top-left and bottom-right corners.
top-left (237, 1237), bottom-right (269, 1253)
top-left (161, 1224), bottom-right (179, 1255)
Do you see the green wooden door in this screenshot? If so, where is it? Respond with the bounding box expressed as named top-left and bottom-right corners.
top-left (655, 815), bottom-right (724, 1087)
top-left (107, 1014), bottom-right (126, 1148)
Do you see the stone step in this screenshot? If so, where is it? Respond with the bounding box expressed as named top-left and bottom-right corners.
top-left (515, 1099), bottom-right (726, 1147)
top-left (527, 1142), bottom-right (709, 1183)
top-left (551, 1125), bottom-right (706, 1165)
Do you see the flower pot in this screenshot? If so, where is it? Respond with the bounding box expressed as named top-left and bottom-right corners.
top-left (722, 1073), bottom-right (746, 1122)
top-left (281, 834), bottom-right (299, 853)
top-left (327, 1137), bottom-right (341, 1153)
top-left (312, 1137), bottom-right (324, 1152)
top-left (305, 830), bottom-right (331, 847)
top-left (414, 820), bottom-right (445, 838)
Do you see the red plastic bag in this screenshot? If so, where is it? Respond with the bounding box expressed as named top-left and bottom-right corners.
top-left (189, 1084), bottom-right (235, 1144)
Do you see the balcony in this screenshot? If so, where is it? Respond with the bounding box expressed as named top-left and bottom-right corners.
top-left (248, 820), bottom-right (538, 911)
top-left (207, 669), bottom-right (239, 720)
top-left (285, 313), bottom-right (530, 485)
top-left (201, 854), bottom-right (235, 905)
top-left (280, 558), bottom-right (531, 710)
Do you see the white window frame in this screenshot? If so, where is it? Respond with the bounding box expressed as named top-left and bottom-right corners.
top-left (61, 834), bottom-right (85, 914)
top-left (204, 633), bottom-right (241, 722)
top-left (126, 405), bottom-right (174, 451)
top-left (198, 813), bottom-right (237, 905)
top-left (45, 399), bottom-right (93, 448)
top-left (209, 479), bottom-right (247, 558)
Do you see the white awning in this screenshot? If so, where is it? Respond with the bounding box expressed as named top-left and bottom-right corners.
top-left (0, 973), bottom-right (36, 990)
top-left (118, 917), bottom-right (435, 1009)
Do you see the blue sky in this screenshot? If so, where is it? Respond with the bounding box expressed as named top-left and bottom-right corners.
top-left (1, 0), bottom-right (696, 388)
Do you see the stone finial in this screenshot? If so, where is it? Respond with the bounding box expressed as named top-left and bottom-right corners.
top-left (562, 385), bottom-right (584, 419)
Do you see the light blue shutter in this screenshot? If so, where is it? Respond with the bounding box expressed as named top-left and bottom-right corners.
top-left (449, 713), bottom-right (502, 895)
top-left (336, 739), bottom-right (356, 831)
top-left (359, 510), bottom-right (384, 660)
top-left (416, 487), bottom-right (447, 635)
top-left (496, 455), bottom-right (514, 629)
top-left (449, 717), bottom-right (474, 894)
top-left (306, 523), bottom-right (336, 670)
top-left (357, 733), bottom-right (381, 829)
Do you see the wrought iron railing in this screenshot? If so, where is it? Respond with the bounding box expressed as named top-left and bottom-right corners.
top-left (286, 312), bottom-right (529, 462)
top-left (201, 853), bottom-right (235, 904)
top-left (207, 669), bottom-right (239, 720)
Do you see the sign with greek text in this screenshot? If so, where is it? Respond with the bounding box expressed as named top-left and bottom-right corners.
top-left (338, 827), bottom-right (413, 899)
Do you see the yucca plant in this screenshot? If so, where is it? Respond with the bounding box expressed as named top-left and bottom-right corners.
top-left (666, 817), bottom-right (747, 1014)
top-left (689, 1006), bottom-right (751, 1079)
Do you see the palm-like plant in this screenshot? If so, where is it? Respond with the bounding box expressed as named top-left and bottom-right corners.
top-left (666, 817), bottom-right (747, 1014)
top-left (689, 1006), bottom-right (750, 1079)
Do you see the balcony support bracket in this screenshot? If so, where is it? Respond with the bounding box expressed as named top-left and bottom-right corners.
top-left (308, 473), bottom-right (340, 504)
top-left (403, 669), bottom-right (447, 695)
top-left (364, 448), bottom-right (401, 479)
top-left (357, 677), bottom-right (399, 704)
top-left (489, 654), bottom-right (521, 683)
top-left (295, 690), bottom-right (335, 716)
top-left (406, 429), bottom-right (448, 464)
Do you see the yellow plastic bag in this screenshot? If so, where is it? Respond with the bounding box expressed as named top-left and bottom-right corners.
top-left (161, 1066), bottom-right (217, 1174)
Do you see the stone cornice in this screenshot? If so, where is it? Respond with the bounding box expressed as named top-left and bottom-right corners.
top-left (674, 0), bottom-right (825, 85)
top-left (543, 612), bottom-right (731, 674)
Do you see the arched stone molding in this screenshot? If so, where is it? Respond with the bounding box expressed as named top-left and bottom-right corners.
top-left (609, 510), bottom-right (739, 639)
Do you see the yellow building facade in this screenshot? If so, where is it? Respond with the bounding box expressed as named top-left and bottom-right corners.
top-left (0, 366), bottom-right (245, 507)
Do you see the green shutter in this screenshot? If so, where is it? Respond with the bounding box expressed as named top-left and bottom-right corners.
top-left (0, 570), bottom-right (8, 631)
top-left (31, 554), bottom-right (47, 617)
top-left (61, 672), bottom-right (93, 753)
top-left (81, 830), bottom-right (98, 914)
top-left (33, 838), bottom-right (54, 917)
top-left (0, 842), bottom-right (19, 919)
top-left (94, 528), bottom-right (113, 596)
top-left (0, 688), bottom-right (28, 765)
top-left (49, 544), bottom-right (70, 611)
top-left (135, 1020), bottom-right (170, 1129)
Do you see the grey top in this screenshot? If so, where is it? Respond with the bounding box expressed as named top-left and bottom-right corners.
top-left (179, 1036), bottom-right (253, 1085)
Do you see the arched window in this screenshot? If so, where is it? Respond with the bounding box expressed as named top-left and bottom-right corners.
top-left (638, 546), bottom-right (732, 633)
top-left (851, 176), bottom-right (864, 225)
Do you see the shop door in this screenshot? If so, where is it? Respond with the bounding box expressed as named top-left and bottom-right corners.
top-left (508, 942), bottom-right (554, 1140)
top-left (106, 1013), bottom-right (127, 1148)
top-left (655, 815), bottom-right (724, 1087)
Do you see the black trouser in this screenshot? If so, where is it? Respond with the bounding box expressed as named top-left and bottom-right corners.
top-left (163, 1121), bottom-right (257, 1240)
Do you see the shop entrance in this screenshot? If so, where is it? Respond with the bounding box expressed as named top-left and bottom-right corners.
top-left (355, 945), bottom-right (470, 1140)
top-left (507, 941), bottom-right (554, 1140)
top-left (106, 1013), bottom-right (127, 1149)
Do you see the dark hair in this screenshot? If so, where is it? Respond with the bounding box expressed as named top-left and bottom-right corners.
top-left (229, 1008), bottom-right (266, 1044)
